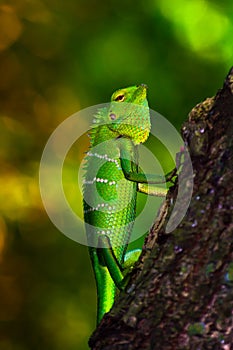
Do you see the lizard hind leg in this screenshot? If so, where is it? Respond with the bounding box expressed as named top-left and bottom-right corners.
top-left (115, 249), bottom-right (142, 291)
top-left (94, 239), bottom-right (141, 323)
top-left (123, 249), bottom-right (141, 270)
top-left (97, 235), bottom-right (124, 290)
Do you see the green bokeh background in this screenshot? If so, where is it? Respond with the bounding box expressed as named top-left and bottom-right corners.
top-left (0, 1), bottom-right (232, 349)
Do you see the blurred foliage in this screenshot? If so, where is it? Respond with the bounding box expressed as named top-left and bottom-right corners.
top-left (0, 0), bottom-right (232, 349)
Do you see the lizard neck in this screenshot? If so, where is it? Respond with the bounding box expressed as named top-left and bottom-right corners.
top-left (91, 124), bottom-right (118, 147)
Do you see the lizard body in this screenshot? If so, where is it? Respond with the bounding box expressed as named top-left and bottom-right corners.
top-left (83, 84), bottom-right (169, 323)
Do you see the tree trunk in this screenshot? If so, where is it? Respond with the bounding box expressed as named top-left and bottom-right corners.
top-left (89, 67), bottom-right (233, 350)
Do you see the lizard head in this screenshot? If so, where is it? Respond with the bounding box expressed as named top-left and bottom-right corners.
top-left (111, 84), bottom-right (148, 106)
top-left (108, 84), bottom-right (151, 144)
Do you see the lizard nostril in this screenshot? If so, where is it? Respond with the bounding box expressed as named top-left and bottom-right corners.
top-left (137, 83), bottom-right (148, 89)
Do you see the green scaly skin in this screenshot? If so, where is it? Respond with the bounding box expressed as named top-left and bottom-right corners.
top-left (83, 84), bottom-right (169, 324)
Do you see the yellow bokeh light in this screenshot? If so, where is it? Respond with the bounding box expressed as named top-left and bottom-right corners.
top-left (0, 216), bottom-right (6, 262)
top-left (0, 5), bottom-right (22, 51)
top-left (0, 172), bottom-right (42, 220)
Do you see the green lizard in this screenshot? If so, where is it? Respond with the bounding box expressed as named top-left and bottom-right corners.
top-left (83, 84), bottom-right (174, 324)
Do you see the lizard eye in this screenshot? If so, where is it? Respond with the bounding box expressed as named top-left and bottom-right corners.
top-left (114, 94), bottom-right (125, 102)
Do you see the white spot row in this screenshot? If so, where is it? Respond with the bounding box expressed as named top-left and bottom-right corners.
top-left (97, 230), bottom-right (112, 235)
top-left (83, 177), bottom-right (116, 185)
top-left (87, 152), bottom-right (121, 168)
top-left (84, 202), bottom-right (116, 214)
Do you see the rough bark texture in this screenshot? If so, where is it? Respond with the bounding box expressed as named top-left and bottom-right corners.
top-left (89, 68), bottom-right (233, 350)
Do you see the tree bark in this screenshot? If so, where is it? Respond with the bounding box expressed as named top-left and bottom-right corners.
top-left (89, 67), bottom-right (233, 350)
